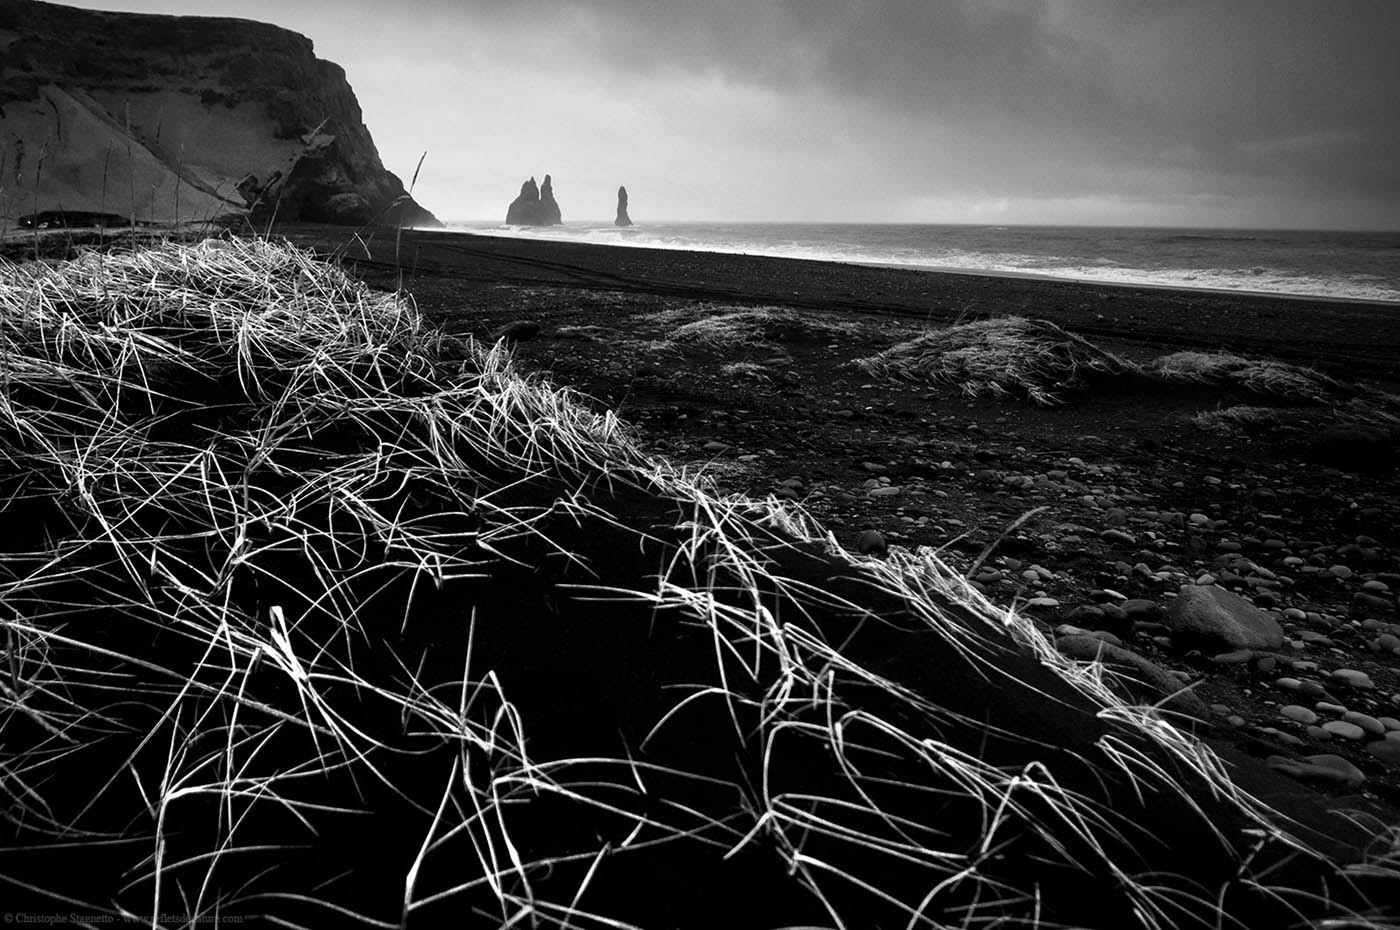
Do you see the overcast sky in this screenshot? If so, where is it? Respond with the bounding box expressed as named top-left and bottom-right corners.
top-left (53, 1), bottom-right (1400, 228)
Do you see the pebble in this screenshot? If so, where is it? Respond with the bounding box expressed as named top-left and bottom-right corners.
top-left (702, 440), bottom-right (732, 453)
top-left (1368, 741), bottom-right (1400, 765)
top-left (1330, 668), bottom-right (1375, 689)
top-left (1375, 633), bottom-right (1400, 653)
top-left (1279, 705), bottom-right (1318, 725)
top-left (1321, 720), bottom-right (1367, 741)
top-left (1267, 754), bottom-right (1366, 789)
top-left (1299, 679), bottom-right (1329, 699)
top-left (1341, 711), bottom-right (1386, 735)
top-left (1101, 529), bottom-right (1136, 545)
top-left (856, 530), bottom-right (887, 556)
top-left (1315, 701), bottom-right (1348, 715)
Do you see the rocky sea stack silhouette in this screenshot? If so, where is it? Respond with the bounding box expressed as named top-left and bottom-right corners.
top-left (0, 0), bottom-right (438, 226)
top-left (505, 174), bottom-right (563, 226)
top-left (615, 185), bottom-right (633, 227)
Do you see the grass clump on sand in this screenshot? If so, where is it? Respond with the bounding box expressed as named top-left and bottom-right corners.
top-left (1151, 351), bottom-right (1344, 402)
top-left (2, 239), bottom-right (1398, 928)
top-left (649, 303), bottom-right (859, 350)
top-left (852, 316), bottom-right (1141, 405)
top-left (1192, 404), bottom-right (1290, 434)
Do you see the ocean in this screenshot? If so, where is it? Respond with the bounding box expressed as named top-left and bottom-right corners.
top-left (443, 221), bottom-right (1400, 304)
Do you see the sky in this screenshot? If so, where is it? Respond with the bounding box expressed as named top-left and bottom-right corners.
top-left (49, 0), bottom-right (1400, 228)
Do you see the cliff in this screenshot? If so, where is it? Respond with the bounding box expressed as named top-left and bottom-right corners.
top-left (0, 0), bottom-right (438, 227)
top-left (505, 173), bottom-right (562, 226)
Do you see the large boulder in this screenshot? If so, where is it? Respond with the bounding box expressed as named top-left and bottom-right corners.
top-left (615, 185), bottom-right (633, 227)
top-left (1163, 584), bottom-right (1285, 651)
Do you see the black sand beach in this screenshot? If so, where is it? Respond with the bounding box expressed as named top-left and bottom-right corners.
top-left (3, 227), bottom-right (1399, 927)
top-left (284, 223), bottom-right (1400, 829)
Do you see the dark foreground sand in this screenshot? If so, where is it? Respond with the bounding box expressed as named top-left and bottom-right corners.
top-left (283, 224), bottom-right (1400, 831)
top-left (3, 226), bottom-right (1399, 924)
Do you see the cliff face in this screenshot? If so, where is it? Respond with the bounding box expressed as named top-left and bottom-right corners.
top-left (0, 0), bottom-right (438, 226)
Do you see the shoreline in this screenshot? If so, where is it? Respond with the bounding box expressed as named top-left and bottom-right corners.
top-left (287, 224), bottom-right (1400, 382)
top-left (423, 224), bottom-right (1400, 308)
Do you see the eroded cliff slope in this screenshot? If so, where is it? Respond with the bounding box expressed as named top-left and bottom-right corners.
top-left (0, 0), bottom-right (437, 226)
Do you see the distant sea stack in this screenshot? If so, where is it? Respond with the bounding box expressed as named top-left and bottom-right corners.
top-left (615, 186), bottom-right (632, 227)
top-left (505, 174), bottom-right (562, 226)
top-left (0, 0), bottom-right (439, 227)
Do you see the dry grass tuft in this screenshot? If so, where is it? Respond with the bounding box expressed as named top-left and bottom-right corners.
top-left (648, 304), bottom-right (860, 350)
top-left (1151, 351), bottom-right (1343, 402)
top-left (1, 240), bottom-right (1395, 928)
top-left (1192, 405), bottom-right (1290, 434)
top-left (852, 316), bottom-right (1141, 405)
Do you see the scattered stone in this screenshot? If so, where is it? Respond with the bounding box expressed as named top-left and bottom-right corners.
top-left (1341, 711), bottom-right (1386, 735)
top-left (1163, 584), bottom-right (1285, 651)
top-left (1321, 720), bottom-right (1367, 741)
top-left (1279, 705), bottom-right (1319, 725)
top-left (1267, 754), bottom-right (1366, 790)
top-left (1330, 668), bottom-right (1376, 689)
top-left (1120, 599), bottom-right (1161, 621)
top-left (1352, 591), bottom-right (1393, 614)
top-left (856, 530), bottom-right (887, 556)
top-left (1368, 740), bottom-right (1400, 765)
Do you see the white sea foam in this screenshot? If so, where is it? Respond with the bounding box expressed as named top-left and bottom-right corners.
top-left (444, 222), bottom-right (1400, 304)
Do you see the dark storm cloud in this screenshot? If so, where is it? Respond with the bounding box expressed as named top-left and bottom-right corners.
top-left (468, 0), bottom-right (1400, 220)
top-left (52, 0), bottom-right (1400, 224)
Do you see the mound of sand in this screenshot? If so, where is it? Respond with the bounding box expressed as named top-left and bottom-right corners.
top-left (0, 240), bottom-right (1395, 928)
top-left (852, 316), bottom-right (1141, 405)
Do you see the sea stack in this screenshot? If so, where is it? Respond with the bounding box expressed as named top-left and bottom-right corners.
top-left (505, 174), bottom-right (562, 225)
top-left (539, 174), bottom-right (562, 225)
top-left (615, 186), bottom-right (633, 227)
top-left (506, 177), bottom-right (541, 225)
